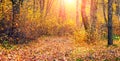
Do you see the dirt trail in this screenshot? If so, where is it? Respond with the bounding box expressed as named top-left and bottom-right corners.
top-left (0, 37), bottom-right (120, 61)
top-left (0, 36), bottom-right (75, 61)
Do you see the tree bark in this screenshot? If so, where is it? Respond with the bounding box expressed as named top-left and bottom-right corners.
top-left (102, 0), bottom-right (107, 24)
top-left (39, 0), bottom-right (54, 20)
top-left (81, 0), bottom-right (90, 31)
top-left (40, 0), bottom-right (45, 14)
top-left (108, 0), bottom-right (113, 45)
top-left (11, 0), bottom-right (20, 36)
top-left (0, 0), bottom-right (3, 16)
top-left (90, 0), bottom-right (98, 42)
top-left (81, 0), bottom-right (91, 43)
top-left (10, 0), bottom-right (21, 44)
top-left (116, 0), bottom-right (120, 21)
top-left (45, 0), bottom-right (54, 18)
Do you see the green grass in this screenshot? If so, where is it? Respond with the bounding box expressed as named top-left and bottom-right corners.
top-left (76, 58), bottom-right (83, 61)
top-left (113, 35), bottom-right (120, 40)
top-left (2, 40), bottom-right (14, 49)
top-left (102, 34), bottom-right (120, 40)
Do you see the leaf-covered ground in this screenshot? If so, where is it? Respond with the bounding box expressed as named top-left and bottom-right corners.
top-left (0, 36), bottom-right (120, 61)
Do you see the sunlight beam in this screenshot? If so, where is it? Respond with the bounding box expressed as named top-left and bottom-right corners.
top-left (64, 0), bottom-right (75, 5)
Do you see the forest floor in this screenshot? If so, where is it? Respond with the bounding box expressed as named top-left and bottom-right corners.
top-left (0, 36), bottom-right (120, 61)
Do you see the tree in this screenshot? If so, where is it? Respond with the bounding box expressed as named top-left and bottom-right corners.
top-left (11, 0), bottom-right (24, 21)
top-left (10, 0), bottom-right (24, 43)
top-left (39, 0), bottom-right (45, 16)
top-left (102, 0), bottom-right (107, 23)
top-left (115, 0), bottom-right (120, 21)
top-left (81, 0), bottom-right (90, 43)
top-left (0, 0), bottom-right (5, 18)
top-left (118, 0), bottom-right (120, 21)
top-left (0, 0), bottom-right (3, 17)
top-left (108, 0), bottom-right (113, 45)
top-left (33, 0), bottom-right (36, 16)
top-left (11, 0), bottom-right (20, 21)
top-left (81, 0), bottom-right (90, 42)
top-left (59, 0), bottom-right (66, 21)
top-left (39, 0), bottom-right (54, 19)
top-left (0, 0), bottom-right (5, 34)
top-left (81, 0), bottom-right (90, 31)
top-left (90, 0), bottom-right (98, 42)
top-left (9, 0), bottom-right (20, 37)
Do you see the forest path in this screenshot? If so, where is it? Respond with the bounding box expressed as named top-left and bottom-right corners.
top-left (0, 36), bottom-right (75, 61)
top-left (0, 37), bottom-right (120, 61)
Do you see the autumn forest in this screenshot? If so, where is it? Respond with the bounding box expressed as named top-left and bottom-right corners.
top-left (0, 0), bottom-right (120, 61)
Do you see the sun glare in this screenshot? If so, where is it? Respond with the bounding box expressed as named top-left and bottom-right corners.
top-left (64, 0), bottom-right (75, 5)
top-left (66, 0), bottom-right (74, 4)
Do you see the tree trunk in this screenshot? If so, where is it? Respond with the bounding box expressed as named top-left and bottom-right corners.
top-left (40, 0), bottom-right (45, 14)
top-left (33, 0), bottom-right (36, 17)
top-left (81, 0), bottom-right (91, 43)
top-left (45, 0), bottom-right (54, 18)
top-left (39, 0), bottom-right (45, 21)
top-left (90, 0), bottom-right (98, 42)
top-left (116, 0), bottom-right (120, 21)
top-left (11, 0), bottom-right (20, 33)
top-left (0, 0), bottom-right (3, 16)
top-left (108, 0), bottom-right (113, 45)
top-left (10, 0), bottom-right (21, 44)
top-left (102, 0), bottom-right (107, 24)
top-left (59, 0), bottom-right (66, 23)
top-left (81, 0), bottom-right (90, 31)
